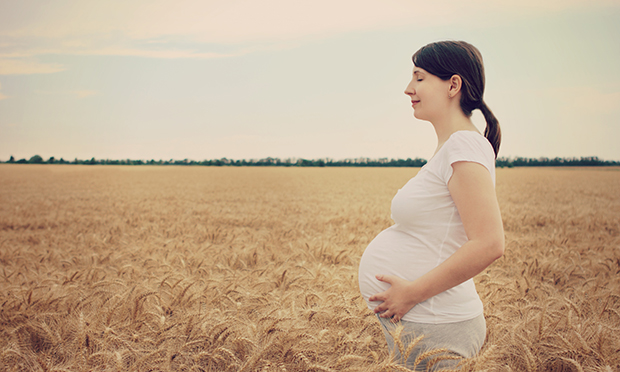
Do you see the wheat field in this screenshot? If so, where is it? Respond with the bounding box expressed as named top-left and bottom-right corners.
top-left (0, 164), bottom-right (618, 371)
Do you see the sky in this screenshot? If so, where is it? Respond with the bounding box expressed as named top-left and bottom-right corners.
top-left (1, 0), bottom-right (619, 162)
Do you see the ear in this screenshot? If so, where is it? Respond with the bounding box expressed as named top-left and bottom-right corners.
top-left (448, 74), bottom-right (462, 98)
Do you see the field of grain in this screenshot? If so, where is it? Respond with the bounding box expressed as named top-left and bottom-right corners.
top-left (0, 164), bottom-right (618, 371)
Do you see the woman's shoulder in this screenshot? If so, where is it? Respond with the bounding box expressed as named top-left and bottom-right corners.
top-left (443, 130), bottom-right (494, 159)
top-left (431, 130), bottom-right (496, 183)
top-left (447, 130), bottom-right (489, 145)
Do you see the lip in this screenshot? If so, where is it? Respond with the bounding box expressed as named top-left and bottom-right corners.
top-left (411, 100), bottom-right (420, 108)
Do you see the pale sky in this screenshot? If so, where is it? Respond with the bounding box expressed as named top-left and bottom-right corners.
top-left (1, 0), bottom-right (619, 161)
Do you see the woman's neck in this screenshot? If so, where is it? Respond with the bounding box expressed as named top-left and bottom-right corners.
top-left (432, 114), bottom-right (479, 155)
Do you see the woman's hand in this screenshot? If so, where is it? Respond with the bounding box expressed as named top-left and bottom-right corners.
top-left (368, 274), bottom-right (420, 322)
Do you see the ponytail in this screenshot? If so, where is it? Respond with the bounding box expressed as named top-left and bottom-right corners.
top-left (480, 101), bottom-right (501, 158)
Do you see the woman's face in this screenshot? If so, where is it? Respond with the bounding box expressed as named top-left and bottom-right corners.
top-left (404, 66), bottom-right (451, 122)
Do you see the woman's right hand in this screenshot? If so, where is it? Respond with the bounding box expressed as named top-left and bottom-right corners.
top-left (369, 274), bottom-right (419, 322)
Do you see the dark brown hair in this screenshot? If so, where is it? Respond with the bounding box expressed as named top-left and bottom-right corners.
top-left (412, 41), bottom-right (501, 157)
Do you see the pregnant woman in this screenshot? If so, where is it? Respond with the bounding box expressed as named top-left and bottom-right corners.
top-left (358, 41), bottom-right (505, 371)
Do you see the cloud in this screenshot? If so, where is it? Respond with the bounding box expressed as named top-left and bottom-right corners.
top-left (74, 90), bottom-right (98, 98)
top-left (577, 89), bottom-right (620, 114)
top-left (1, 1), bottom-right (451, 42)
top-left (542, 86), bottom-right (620, 114)
top-left (0, 0), bottom-right (617, 69)
top-left (0, 58), bottom-right (66, 75)
top-left (34, 89), bottom-right (99, 98)
top-left (79, 47), bottom-right (244, 59)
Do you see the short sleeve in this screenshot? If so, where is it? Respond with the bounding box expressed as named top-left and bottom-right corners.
top-left (438, 131), bottom-right (496, 185)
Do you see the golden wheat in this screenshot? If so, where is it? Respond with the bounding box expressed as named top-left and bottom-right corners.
top-left (1, 165), bottom-right (618, 371)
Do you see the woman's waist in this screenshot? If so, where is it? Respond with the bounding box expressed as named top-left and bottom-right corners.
top-left (359, 275), bottom-right (482, 323)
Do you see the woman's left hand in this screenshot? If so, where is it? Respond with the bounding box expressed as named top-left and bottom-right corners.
top-left (368, 274), bottom-right (419, 322)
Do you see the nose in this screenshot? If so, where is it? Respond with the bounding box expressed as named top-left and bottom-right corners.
top-left (404, 79), bottom-right (415, 96)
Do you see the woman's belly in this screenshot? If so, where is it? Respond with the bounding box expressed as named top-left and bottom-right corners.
top-left (358, 226), bottom-right (438, 304)
top-left (358, 225), bottom-right (483, 323)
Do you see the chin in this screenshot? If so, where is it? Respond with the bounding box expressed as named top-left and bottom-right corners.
top-left (413, 109), bottom-right (433, 122)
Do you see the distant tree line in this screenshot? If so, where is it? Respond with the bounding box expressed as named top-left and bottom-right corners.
top-left (3, 155), bottom-right (619, 167)
top-left (495, 156), bottom-right (619, 167)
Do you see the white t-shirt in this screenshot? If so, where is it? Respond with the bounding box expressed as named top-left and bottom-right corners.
top-left (358, 131), bottom-right (495, 324)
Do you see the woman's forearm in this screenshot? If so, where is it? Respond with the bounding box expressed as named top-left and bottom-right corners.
top-left (405, 237), bottom-right (504, 305)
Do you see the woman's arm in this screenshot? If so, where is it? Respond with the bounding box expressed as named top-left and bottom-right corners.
top-left (369, 161), bottom-right (505, 321)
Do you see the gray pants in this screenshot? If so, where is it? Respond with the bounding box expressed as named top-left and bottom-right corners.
top-left (376, 313), bottom-right (486, 371)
